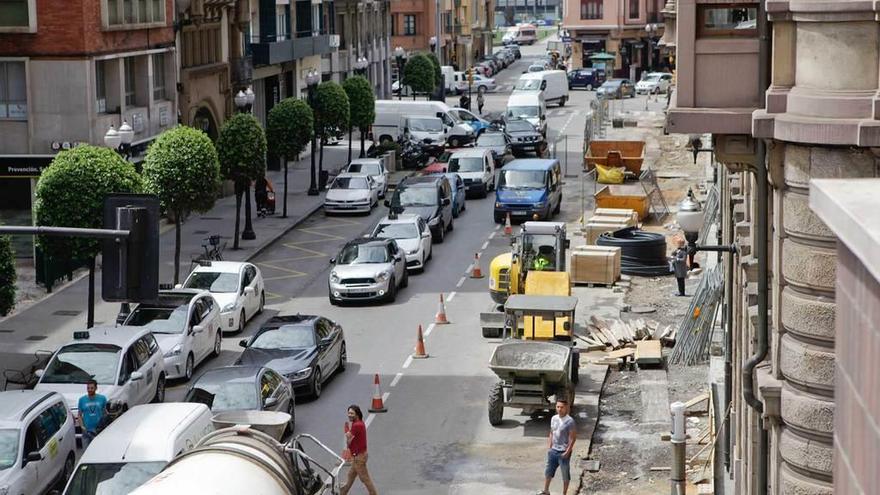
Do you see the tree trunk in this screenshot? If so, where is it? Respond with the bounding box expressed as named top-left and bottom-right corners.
top-left (360, 127), bottom-right (366, 158)
top-left (348, 126), bottom-right (353, 163)
top-left (87, 257), bottom-right (95, 328)
top-left (319, 137), bottom-right (325, 189)
top-left (173, 211), bottom-right (182, 285)
top-left (282, 156), bottom-right (289, 217)
top-left (242, 184), bottom-right (255, 240)
top-left (233, 180), bottom-right (243, 250)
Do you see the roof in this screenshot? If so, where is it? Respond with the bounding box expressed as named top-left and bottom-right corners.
top-left (401, 175), bottom-right (445, 187)
top-left (263, 314), bottom-right (318, 328)
top-left (63, 325), bottom-right (151, 348)
top-left (348, 158), bottom-right (382, 165)
top-left (503, 159), bottom-right (559, 171)
top-left (522, 221), bottom-right (566, 234)
top-left (145, 289), bottom-right (202, 308)
top-left (191, 261), bottom-right (248, 274)
top-left (378, 213), bottom-right (421, 225)
top-left (194, 365), bottom-right (262, 384)
top-left (335, 172), bottom-right (370, 179)
top-left (505, 295), bottom-right (579, 314)
top-left (507, 93), bottom-right (543, 104)
top-left (450, 148), bottom-right (489, 158)
top-left (345, 237), bottom-right (391, 247)
top-left (0, 390), bottom-right (59, 424)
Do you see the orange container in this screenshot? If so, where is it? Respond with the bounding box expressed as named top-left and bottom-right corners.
top-left (584, 140), bottom-right (646, 176)
top-left (594, 185), bottom-right (650, 220)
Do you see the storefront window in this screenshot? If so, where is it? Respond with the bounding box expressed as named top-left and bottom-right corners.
top-left (698, 5), bottom-right (757, 36)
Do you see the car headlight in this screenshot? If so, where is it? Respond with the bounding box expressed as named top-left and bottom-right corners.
top-left (407, 248), bottom-right (418, 255)
top-left (495, 202), bottom-right (502, 208)
top-left (330, 271), bottom-right (339, 283)
top-left (289, 367), bottom-right (313, 380)
top-left (376, 271), bottom-right (390, 281)
top-left (222, 303), bottom-right (235, 313)
top-left (535, 201), bottom-right (546, 209)
top-left (164, 344), bottom-right (182, 358)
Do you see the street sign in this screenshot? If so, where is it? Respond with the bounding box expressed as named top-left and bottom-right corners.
top-left (101, 194), bottom-right (160, 303)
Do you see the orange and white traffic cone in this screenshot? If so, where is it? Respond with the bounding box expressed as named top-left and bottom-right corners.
top-left (435, 294), bottom-right (450, 324)
top-left (412, 324), bottom-right (429, 359)
top-left (368, 374), bottom-right (387, 413)
top-left (504, 213), bottom-right (513, 236)
top-left (470, 252), bottom-right (484, 278)
top-left (341, 422), bottom-right (352, 462)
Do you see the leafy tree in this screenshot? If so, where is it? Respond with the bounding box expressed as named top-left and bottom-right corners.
top-left (403, 54), bottom-right (436, 98)
top-left (0, 234), bottom-right (16, 317)
top-left (217, 113), bottom-right (267, 249)
top-left (34, 145), bottom-right (143, 326)
top-left (342, 75), bottom-right (376, 160)
top-left (142, 126), bottom-right (221, 285)
top-left (267, 98), bottom-right (314, 215)
top-left (314, 81), bottom-right (350, 181)
top-left (426, 52), bottom-right (443, 88)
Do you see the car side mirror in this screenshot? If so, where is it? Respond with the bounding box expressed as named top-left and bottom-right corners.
top-left (384, 199), bottom-right (391, 207)
top-left (130, 371), bottom-right (144, 382)
top-left (244, 287), bottom-right (255, 296)
top-left (25, 451), bottom-right (42, 464)
top-left (422, 232), bottom-right (431, 238)
top-left (239, 339), bottom-right (248, 348)
top-left (34, 369), bottom-right (43, 378)
top-left (264, 397), bottom-right (278, 408)
top-left (174, 284), bottom-right (183, 289)
top-left (442, 198), bottom-right (451, 206)
top-left (329, 257), bottom-right (336, 264)
top-left (192, 325), bottom-right (204, 334)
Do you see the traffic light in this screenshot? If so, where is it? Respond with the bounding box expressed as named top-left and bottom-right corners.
top-left (102, 194), bottom-right (160, 303)
top-left (467, 68), bottom-right (474, 84)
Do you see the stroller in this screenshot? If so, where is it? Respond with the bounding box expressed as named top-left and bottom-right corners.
top-left (254, 177), bottom-right (276, 217)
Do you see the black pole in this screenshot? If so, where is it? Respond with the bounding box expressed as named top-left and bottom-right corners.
top-left (242, 184), bottom-right (256, 240)
top-left (87, 257), bottom-right (95, 328)
top-left (307, 83), bottom-right (319, 196)
top-left (396, 56), bottom-right (404, 101)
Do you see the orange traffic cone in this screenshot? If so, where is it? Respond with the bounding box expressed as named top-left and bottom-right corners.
top-left (412, 324), bottom-right (429, 359)
top-left (470, 252), bottom-right (484, 278)
top-left (435, 294), bottom-right (450, 324)
top-left (341, 422), bottom-right (352, 462)
top-left (368, 374), bottom-right (387, 413)
top-left (504, 213), bottom-right (513, 236)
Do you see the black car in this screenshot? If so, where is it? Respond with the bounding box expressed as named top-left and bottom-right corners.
top-left (386, 175), bottom-right (455, 242)
top-left (504, 119), bottom-right (546, 156)
top-left (475, 130), bottom-right (512, 163)
top-left (236, 314), bottom-right (346, 399)
top-left (568, 68), bottom-right (606, 90)
top-left (506, 45), bottom-right (522, 59)
top-left (597, 79), bottom-right (636, 99)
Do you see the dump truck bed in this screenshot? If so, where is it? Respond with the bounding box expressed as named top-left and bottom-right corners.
top-left (584, 140), bottom-right (646, 175)
top-left (488, 341), bottom-right (570, 382)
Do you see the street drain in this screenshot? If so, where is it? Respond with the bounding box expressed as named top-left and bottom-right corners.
top-left (26, 335), bottom-right (47, 341)
top-left (200, 216), bottom-right (223, 220)
top-left (194, 230), bottom-right (210, 235)
top-left (52, 310), bottom-right (81, 316)
top-left (0, 329), bottom-right (13, 333)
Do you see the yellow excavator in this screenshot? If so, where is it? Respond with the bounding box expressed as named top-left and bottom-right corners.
top-left (481, 221), bottom-right (571, 338)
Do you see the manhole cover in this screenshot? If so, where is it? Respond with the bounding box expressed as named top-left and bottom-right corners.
top-left (52, 310), bottom-right (81, 316)
top-left (26, 335), bottom-right (47, 341)
top-left (194, 230), bottom-right (210, 235)
top-left (629, 305), bottom-right (656, 314)
top-left (200, 216), bottom-right (223, 220)
top-left (0, 329), bottom-right (13, 333)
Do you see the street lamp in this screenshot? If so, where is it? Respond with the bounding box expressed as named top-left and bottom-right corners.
top-left (645, 24), bottom-right (660, 72)
top-left (394, 46), bottom-right (407, 101)
top-left (104, 120), bottom-right (134, 324)
top-left (676, 188), bottom-right (736, 268)
top-left (305, 69), bottom-right (321, 196)
top-left (234, 86), bottom-right (255, 113)
top-left (355, 56), bottom-right (369, 76)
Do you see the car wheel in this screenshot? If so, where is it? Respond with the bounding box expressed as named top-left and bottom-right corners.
top-left (401, 269), bottom-right (409, 288)
top-left (238, 310), bottom-right (246, 333)
top-left (212, 331), bottom-right (222, 357)
top-left (479, 85), bottom-right (488, 93)
top-left (184, 354), bottom-right (194, 381)
top-left (427, 245), bottom-right (433, 260)
top-left (447, 217), bottom-right (454, 231)
top-left (450, 137), bottom-right (461, 148)
top-left (311, 367), bottom-right (323, 398)
top-left (338, 343), bottom-right (347, 373)
top-left (258, 291), bottom-right (265, 314)
top-left (586, 84), bottom-right (593, 91)
top-left (453, 204), bottom-right (460, 218)
top-left (286, 399), bottom-right (296, 435)
top-left (559, 96), bottom-right (566, 107)
top-left (152, 374), bottom-right (165, 403)
top-left (554, 195), bottom-right (562, 214)
top-left (435, 225), bottom-right (445, 243)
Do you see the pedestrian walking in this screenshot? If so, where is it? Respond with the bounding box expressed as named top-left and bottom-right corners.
top-left (670, 237), bottom-right (689, 296)
top-left (78, 379), bottom-right (107, 450)
top-left (340, 405), bottom-right (378, 495)
top-left (459, 94), bottom-right (471, 111)
top-left (477, 90), bottom-right (485, 115)
top-left (539, 399), bottom-right (577, 495)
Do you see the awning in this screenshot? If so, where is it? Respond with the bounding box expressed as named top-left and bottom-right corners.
top-left (589, 52), bottom-right (616, 61)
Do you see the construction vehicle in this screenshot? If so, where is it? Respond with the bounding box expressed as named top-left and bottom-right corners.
top-left (482, 221), bottom-right (570, 337)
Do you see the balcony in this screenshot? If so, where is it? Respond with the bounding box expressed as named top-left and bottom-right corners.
top-left (251, 34), bottom-right (338, 66)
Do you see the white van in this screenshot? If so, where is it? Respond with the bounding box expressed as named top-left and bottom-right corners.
top-left (447, 148), bottom-right (496, 198)
top-left (503, 24), bottom-right (538, 45)
top-left (513, 70), bottom-right (569, 107)
top-left (61, 403), bottom-right (214, 495)
top-left (374, 100), bottom-right (476, 147)
top-left (506, 92), bottom-right (547, 136)
top-left (441, 65), bottom-right (455, 92)
top-left (403, 115), bottom-right (449, 144)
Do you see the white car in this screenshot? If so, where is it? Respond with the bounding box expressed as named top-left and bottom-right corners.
top-left (371, 214), bottom-right (433, 272)
top-left (447, 148), bottom-right (496, 198)
top-left (35, 327), bottom-right (167, 421)
top-left (344, 158), bottom-right (389, 198)
top-left (323, 173), bottom-right (379, 214)
top-left (181, 261), bottom-right (265, 334)
top-left (123, 290), bottom-right (222, 381)
top-left (636, 72), bottom-right (673, 94)
top-left (0, 390), bottom-right (77, 495)
top-left (454, 74), bottom-right (497, 94)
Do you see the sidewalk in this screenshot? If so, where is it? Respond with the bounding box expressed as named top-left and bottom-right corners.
top-left (0, 142), bottom-right (358, 365)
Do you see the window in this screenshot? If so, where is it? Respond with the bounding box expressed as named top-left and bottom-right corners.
top-left (0, 0), bottom-right (29, 28)
top-left (132, 338), bottom-right (151, 368)
top-left (105, 0), bottom-right (165, 27)
top-left (403, 14), bottom-right (415, 36)
top-left (95, 60), bottom-right (107, 113)
top-left (124, 57), bottom-right (136, 106)
top-left (0, 61), bottom-right (26, 119)
top-left (628, 0), bottom-right (640, 19)
top-left (580, 0), bottom-right (602, 20)
top-left (698, 5), bottom-right (758, 36)
top-left (152, 53), bottom-right (165, 101)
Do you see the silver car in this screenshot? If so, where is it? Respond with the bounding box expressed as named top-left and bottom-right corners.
top-left (328, 238), bottom-right (408, 304)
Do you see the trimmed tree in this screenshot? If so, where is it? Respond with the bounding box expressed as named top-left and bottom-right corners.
top-left (314, 81), bottom-right (350, 182)
top-left (217, 113), bottom-right (267, 250)
top-left (142, 126), bottom-right (221, 285)
top-left (34, 145), bottom-right (143, 327)
top-left (342, 75), bottom-right (376, 160)
top-left (403, 54), bottom-right (436, 99)
top-left (267, 98), bottom-right (314, 216)
top-left (0, 234), bottom-right (16, 317)
top-left (426, 52), bottom-right (443, 96)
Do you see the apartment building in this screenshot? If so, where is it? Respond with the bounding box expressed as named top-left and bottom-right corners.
top-left (333, 0), bottom-right (392, 98)
top-left (391, 0), bottom-right (452, 67)
top-left (667, 1), bottom-right (880, 493)
top-left (494, 0), bottom-right (560, 25)
top-left (450, 0), bottom-right (494, 70)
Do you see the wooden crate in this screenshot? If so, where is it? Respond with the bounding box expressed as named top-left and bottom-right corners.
top-left (584, 220), bottom-right (632, 245)
top-left (570, 246), bottom-right (621, 285)
top-left (590, 214), bottom-right (637, 227)
top-left (593, 208), bottom-right (640, 224)
top-left (594, 185), bottom-right (650, 220)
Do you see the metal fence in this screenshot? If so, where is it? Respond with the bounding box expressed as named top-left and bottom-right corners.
top-left (669, 264), bottom-right (725, 365)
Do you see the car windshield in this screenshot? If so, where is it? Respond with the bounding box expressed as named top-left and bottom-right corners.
top-left (477, 134), bottom-right (506, 146)
top-left (505, 120), bottom-right (534, 132)
top-left (41, 344), bottom-right (121, 385)
top-left (250, 325), bottom-right (315, 350)
top-left (347, 163), bottom-right (381, 175)
top-left (64, 461), bottom-right (167, 495)
top-left (125, 305), bottom-right (188, 334)
top-left (501, 170), bottom-right (547, 189)
top-left (643, 74), bottom-right (660, 82)
top-left (373, 223), bottom-right (419, 240)
top-left (189, 379), bottom-right (259, 411)
top-left (397, 186), bottom-right (438, 207)
top-left (184, 272), bottom-right (239, 293)
top-left (0, 429), bottom-right (17, 471)
top-left (507, 106), bottom-right (539, 119)
top-left (408, 118), bottom-right (443, 132)
top-left (332, 177), bottom-right (369, 190)
top-left (528, 65), bottom-right (544, 72)
top-left (337, 244), bottom-right (390, 264)
top-left (514, 79), bottom-right (542, 91)
top-left (448, 157), bottom-right (483, 173)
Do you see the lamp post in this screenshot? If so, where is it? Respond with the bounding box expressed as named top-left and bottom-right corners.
top-left (305, 69), bottom-right (321, 196)
top-left (104, 121), bottom-right (134, 325)
top-left (233, 86), bottom-right (257, 240)
top-left (676, 188), bottom-right (737, 269)
top-left (394, 46), bottom-right (406, 101)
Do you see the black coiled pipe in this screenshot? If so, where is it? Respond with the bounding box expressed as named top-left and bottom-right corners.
top-left (596, 227), bottom-right (672, 277)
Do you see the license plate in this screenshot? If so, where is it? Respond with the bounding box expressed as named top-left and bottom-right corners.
top-left (346, 287), bottom-right (373, 293)
top-left (511, 211), bottom-right (528, 216)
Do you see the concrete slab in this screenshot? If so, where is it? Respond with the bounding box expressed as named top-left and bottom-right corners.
top-left (638, 369), bottom-right (671, 424)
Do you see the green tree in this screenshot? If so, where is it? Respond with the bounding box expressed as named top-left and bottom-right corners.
top-left (0, 234), bottom-right (16, 317)
top-left (217, 113), bottom-right (267, 250)
top-left (142, 126), bottom-right (221, 285)
top-left (342, 75), bottom-right (376, 160)
top-left (426, 52), bottom-right (443, 90)
top-left (267, 98), bottom-right (314, 215)
top-left (403, 54), bottom-right (436, 98)
top-left (34, 145), bottom-right (143, 327)
top-left (314, 81), bottom-right (350, 181)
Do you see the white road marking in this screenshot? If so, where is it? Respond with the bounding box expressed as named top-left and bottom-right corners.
top-left (488, 232), bottom-right (496, 239)
top-left (390, 372), bottom-right (403, 388)
top-left (495, 224), bottom-right (501, 231)
top-left (424, 323), bottom-right (436, 337)
top-left (382, 392), bottom-right (390, 403)
top-left (466, 263), bottom-right (473, 273)
top-left (365, 414), bottom-right (375, 428)
top-left (402, 355), bottom-right (413, 369)
top-left (447, 291), bottom-right (457, 302)
top-left (481, 241), bottom-right (489, 250)
top-left (456, 277), bottom-right (466, 287)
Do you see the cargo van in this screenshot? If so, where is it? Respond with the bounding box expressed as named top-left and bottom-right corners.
top-left (493, 159), bottom-right (563, 222)
top-left (506, 92), bottom-right (547, 136)
top-left (402, 116), bottom-right (449, 144)
top-left (503, 24), bottom-right (538, 45)
top-left (513, 70), bottom-right (569, 107)
top-left (61, 403), bottom-right (214, 495)
top-left (374, 100), bottom-right (476, 147)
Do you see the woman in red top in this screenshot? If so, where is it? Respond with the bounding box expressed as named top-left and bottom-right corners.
top-left (341, 405), bottom-right (378, 495)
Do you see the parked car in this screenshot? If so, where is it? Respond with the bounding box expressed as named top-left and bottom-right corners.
top-left (475, 62), bottom-right (494, 77)
top-left (185, 366), bottom-right (295, 433)
top-left (328, 238), bottom-right (409, 304)
top-left (237, 314), bottom-right (346, 399)
top-left (450, 107), bottom-right (491, 135)
top-left (505, 119), bottom-right (546, 157)
top-left (636, 72), bottom-right (673, 94)
top-left (497, 49), bottom-right (515, 66)
top-left (513, 70), bottom-right (569, 107)
top-left (386, 175), bottom-right (455, 242)
top-left (597, 79), bottom-right (636, 99)
top-left (476, 130), bottom-right (512, 163)
top-left (505, 45), bottom-right (522, 59)
top-left (447, 148), bottom-right (496, 198)
top-left (123, 289), bottom-right (222, 381)
top-left (0, 390), bottom-right (76, 495)
top-left (441, 172), bottom-right (467, 217)
top-left (344, 158), bottom-right (388, 198)
top-left (494, 158), bottom-right (563, 222)
top-left (370, 214), bottom-right (433, 271)
top-left (568, 67), bottom-right (606, 90)
top-left (323, 173), bottom-right (379, 215)
top-left (506, 92), bottom-right (547, 136)
top-left (526, 63), bottom-right (545, 73)
top-left (181, 261), bottom-right (265, 334)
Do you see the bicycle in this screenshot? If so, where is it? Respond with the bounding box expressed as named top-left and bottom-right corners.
top-left (190, 235), bottom-right (227, 270)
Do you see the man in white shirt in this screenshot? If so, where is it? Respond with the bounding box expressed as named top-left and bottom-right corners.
top-left (539, 398), bottom-right (577, 495)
